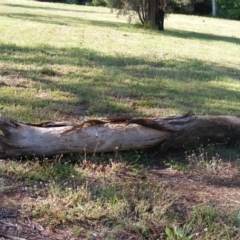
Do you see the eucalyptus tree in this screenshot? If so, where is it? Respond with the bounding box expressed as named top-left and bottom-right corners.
top-left (109, 0), bottom-right (167, 30)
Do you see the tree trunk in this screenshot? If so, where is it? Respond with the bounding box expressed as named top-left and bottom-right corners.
top-left (1, 113), bottom-right (240, 158)
top-left (212, 0), bottom-right (217, 16)
top-left (148, 0), bottom-right (157, 24)
top-left (155, 0), bottom-right (166, 31)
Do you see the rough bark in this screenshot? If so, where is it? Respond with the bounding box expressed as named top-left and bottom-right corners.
top-left (1, 113), bottom-right (240, 158)
top-left (148, 0), bottom-right (157, 24)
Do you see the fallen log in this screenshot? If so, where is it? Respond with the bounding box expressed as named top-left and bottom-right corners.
top-left (0, 113), bottom-right (240, 158)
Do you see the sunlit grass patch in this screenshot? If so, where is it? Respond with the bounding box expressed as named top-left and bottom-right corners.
top-left (0, 156), bottom-right (84, 184)
top-left (1, 0), bottom-right (240, 121)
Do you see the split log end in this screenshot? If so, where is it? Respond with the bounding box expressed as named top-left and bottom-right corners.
top-left (0, 114), bottom-right (18, 130)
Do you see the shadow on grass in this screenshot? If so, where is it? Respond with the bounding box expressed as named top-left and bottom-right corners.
top-left (0, 42), bottom-right (240, 121)
top-left (2, 3), bottom-right (106, 14)
top-left (0, 12), bottom-right (127, 29)
top-left (2, 9), bottom-right (240, 44)
top-left (164, 29), bottom-right (240, 45)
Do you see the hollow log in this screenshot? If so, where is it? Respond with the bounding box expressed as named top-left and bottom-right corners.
top-left (0, 113), bottom-right (240, 158)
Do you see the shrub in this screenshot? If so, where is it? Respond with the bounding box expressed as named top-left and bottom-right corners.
top-left (91, 0), bottom-right (108, 7)
top-left (217, 0), bottom-right (240, 20)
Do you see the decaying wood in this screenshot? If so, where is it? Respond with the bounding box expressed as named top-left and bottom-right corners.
top-left (1, 113), bottom-right (240, 158)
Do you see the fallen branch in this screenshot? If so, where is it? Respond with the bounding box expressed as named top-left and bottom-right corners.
top-left (0, 113), bottom-right (240, 158)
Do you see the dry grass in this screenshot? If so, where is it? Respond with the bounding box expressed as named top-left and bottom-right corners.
top-left (1, 155), bottom-right (240, 239)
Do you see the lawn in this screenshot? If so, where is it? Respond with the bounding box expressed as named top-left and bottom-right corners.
top-left (0, 0), bottom-right (240, 239)
top-left (1, 0), bottom-right (240, 121)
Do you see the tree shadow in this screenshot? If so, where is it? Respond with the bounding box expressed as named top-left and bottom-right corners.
top-left (2, 3), bottom-right (106, 14)
top-left (164, 29), bottom-right (240, 45)
top-left (203, 172), bottom-right (240, 188)
top-left (4, 10), bottom-right (240, 42)
top-left (3, 2), bottom-right (240, 43)
top-left (1, 43), bottom-right (240, 121)
top-left (1, 12), bottom-right (128, 29)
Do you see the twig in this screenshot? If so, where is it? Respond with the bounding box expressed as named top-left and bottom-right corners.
top-left (62, 233), bottom-right (72, 240)
top-left (0, 219), bottom-right (16, 227)
top-left (0, 233), bottom-right (26, 240)
top-left (0, 213), bottom-right (18, 218)
top-left (0, 219), bottom-right (22, 238)
top-left (17, 220), bottom-right (44, 232)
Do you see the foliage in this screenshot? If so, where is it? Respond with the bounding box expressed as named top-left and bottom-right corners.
top-left (217, 0), bottom-right (240, 20)
top-left (108, 0), bottom-right (122, 8)
top-left (37, 0), bottom-right (79, 4)
top-left (167, 0), bottom-right (193, 14)
top-left (109, 0), bottom-right (152, 25)
top-left (91, 0), bottom-right (108, 7)
top-left (37, 0), bottom-right (106, 4)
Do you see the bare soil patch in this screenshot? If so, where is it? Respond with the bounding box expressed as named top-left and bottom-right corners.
top-left (149, 163), bottom-right (240, 207)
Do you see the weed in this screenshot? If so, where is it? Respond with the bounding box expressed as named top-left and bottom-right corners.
top-left (165, 225), bottom-right (195, 240)
top-left (186, 148), bottom-right (224, 173)
top-left (164, 159), bottom-right (189, 172)
top-left (40, 67), bottom-right (57, 76)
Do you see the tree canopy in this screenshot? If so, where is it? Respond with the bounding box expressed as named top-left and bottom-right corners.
top-left (218, 0), bottom-right (240, 20)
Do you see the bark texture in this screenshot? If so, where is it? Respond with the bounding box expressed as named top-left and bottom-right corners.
top-left (1, 113), bottom-right (240, 158)
top-left (148, 0), bottom-right (157, 24)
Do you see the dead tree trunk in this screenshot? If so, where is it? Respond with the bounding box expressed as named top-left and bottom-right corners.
top-left (1, 113), bottom-right (240, 158)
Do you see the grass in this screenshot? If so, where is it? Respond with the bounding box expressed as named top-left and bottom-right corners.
top-left (0, 0), bottom-right (240, 239)
top-left (1, 155), bottom-right (240, 239)
top-left (0, 0), bottom-right (240, 121)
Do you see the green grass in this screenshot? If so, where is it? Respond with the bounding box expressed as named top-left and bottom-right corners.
top-left (1, 0), bottom-right (240, 239)
top-left (0, 0), bottom-right (240, 121)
